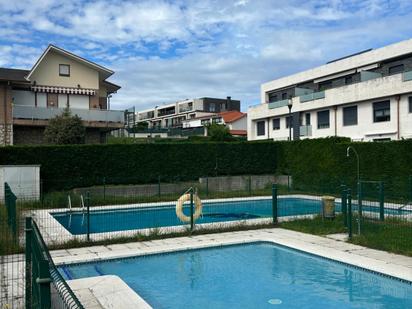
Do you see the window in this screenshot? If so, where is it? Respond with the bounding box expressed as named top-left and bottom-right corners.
top-left (257, 121), bottom-right (265, 136)
top-left (201, 119), bottom-right (211, 125)
top-left (285, 116), bottom-right (292, 129)
top-left (282, 93), bottom-right (287, 100)
top-left (345, 76), bottom-right (353, 85)
top-left (343, 106), bottom-right (358, 126)
top-left (305, 113), bottom-right (311, 126)
top-left (319, 81), bottom-right (332, 91)
top-left (409, 96), bottom-right (412, 113)
top-left (59, 64), bottom-right (70, 76)
top-left (388, 64), bottom-right (404, 75)
top-left (317, 110), bottom-right (330, 129)
top-left (272, 118), bottom-right (280, 130)
top-left (268, 93), bottom-right (278, 103)
top-left (373, 101), bottom-right (390, 122)
top-left (209, 103), bottom-right (216, 112)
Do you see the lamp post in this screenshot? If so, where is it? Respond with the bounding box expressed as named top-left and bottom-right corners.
top-left (346, 146), bottom-right (361, 234)
top-left (287, 100), bottom-right (292, 141)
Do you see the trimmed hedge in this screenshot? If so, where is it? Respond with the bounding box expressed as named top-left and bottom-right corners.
top-left (1, 137), bottom-right (412, 195)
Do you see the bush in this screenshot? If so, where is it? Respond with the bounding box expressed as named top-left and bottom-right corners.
top-left (44, 108), bottom-right (85, 144)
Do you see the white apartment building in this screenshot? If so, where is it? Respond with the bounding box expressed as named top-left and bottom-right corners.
top-left (136, 97), bottom-right (240, 128)
top-left (248, 39), bottom-right (412, 142)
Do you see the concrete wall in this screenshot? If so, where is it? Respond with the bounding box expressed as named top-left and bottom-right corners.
top-left (75, 175), bottom-right (291, 197)
top-left (30, 50), bottom-right (99, 89)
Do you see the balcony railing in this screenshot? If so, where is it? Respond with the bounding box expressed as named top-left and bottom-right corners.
top-left (300, 125), bottom-right (312, 137)
top-left (300, 91), bottom-right (325, 103)
top-left (13, 105), bottom-right (125, 123)
top-left (403, 70), bottom-right (412, 82)
top-left (268, 99), bottom-right (289, 109)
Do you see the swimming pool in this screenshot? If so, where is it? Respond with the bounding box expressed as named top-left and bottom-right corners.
top-left (60, 242), bottom-right (412, 308)
top-left (52, 197), bottom-right (325, 234)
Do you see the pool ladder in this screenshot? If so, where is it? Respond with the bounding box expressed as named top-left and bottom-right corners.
top-left (67, 194), bottom-right (86, 227)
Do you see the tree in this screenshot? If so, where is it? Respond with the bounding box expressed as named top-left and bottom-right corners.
top-left (44, 108), bottom-right (86, 144)
top-left (206, 123), bottom-right (232, 141)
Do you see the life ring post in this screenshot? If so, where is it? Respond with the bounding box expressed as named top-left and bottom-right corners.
top-left (175, 187), bottom-right (202, 227)
top-left (190, 188), bottom-right (194, 231)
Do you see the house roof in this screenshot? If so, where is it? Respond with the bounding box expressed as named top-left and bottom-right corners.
top-left (103, 80), bottom-right (121, 93)
top-left (26, 44), bottom-right (114, 81)
top-left (219, 111), bottom-right (246, 123)
top-left (229, 129), bottom-right (247, 136)
top-left (0, 68), bottom-right (30, 82)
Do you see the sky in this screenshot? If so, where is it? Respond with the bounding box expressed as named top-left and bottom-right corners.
top-left (1, 0), bottom-right (412, 112)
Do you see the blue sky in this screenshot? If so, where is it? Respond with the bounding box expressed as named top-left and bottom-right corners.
top-left (1, 0), bottom-right (412, 111)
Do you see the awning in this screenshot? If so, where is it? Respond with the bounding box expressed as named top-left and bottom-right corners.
top-left (31, 85), bottom-right (96, 95)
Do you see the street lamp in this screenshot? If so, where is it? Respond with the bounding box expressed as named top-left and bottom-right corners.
top-left (347, 146), bottom-right (361, 234)
top-left (287, 100), bottom-right (293, 141)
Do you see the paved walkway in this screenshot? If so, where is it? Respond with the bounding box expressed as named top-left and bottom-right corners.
top-left (49, 228), bottom-right (412, 308)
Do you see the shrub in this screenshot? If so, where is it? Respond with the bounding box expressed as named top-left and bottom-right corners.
top-left (44, 108), bottom-right (85, 144)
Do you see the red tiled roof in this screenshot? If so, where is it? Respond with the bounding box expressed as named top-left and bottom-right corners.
top-left (219, 111), bottom-right (246, 123)
top-left (229, 130), bottom-right (247, 136)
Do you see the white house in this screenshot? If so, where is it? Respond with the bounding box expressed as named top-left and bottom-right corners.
top-left (248, 39), bottom-right (412, 142)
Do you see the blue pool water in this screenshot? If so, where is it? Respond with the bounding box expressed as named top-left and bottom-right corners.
top-left (53, 197), bottom-right (410, 235)
top-left (60, 242), bottom-right (412, 308)
top-left (53, 198), bottom-right (324, 234)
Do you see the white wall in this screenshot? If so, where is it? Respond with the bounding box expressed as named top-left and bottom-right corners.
top-left (69, 95), bottom-right (89, 109)
top-left (229, 116), bottom-right (247, 130)
top-left (37, 93), bottom-right (47, 107)
top-left (58, 94), bottom-right (68, 108)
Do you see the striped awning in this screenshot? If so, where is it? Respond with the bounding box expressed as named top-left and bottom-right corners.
top-left (31, 85), bottom-right (96, 96)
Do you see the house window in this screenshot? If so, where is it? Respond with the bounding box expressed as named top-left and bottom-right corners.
top-left (59, 64), bottom-right (70, 76)
top-left (409, 96), bottom-right (412, 113)
top-left (268, 92), bottom-right (278, 103)
top-left (257, 121), bottom-right (265, 136)
top-left (282, 93), bottom-right (287, 100)
top-left (305, 113), bottom-right (311, 125)
top-left (345, 76), bottom-right (353, 85)
top-left (272, 118), bottom-right (280, 130)
top-left (285, 116), bottom-right (292, 129)
top-left (373, 101), bottom-right (390, 122)
top-left (343, 106), bottom-right (358, 126)
top-left (388, 64), bottom-right (404, 75)
top-left (210, 103), bottom-right (216, 112)
top-left (317, 110), bottom-right (330, 129)
top-left (201, 119), bottom-right (210, 125)
top-left (319, 81), bottom-right (332, 91)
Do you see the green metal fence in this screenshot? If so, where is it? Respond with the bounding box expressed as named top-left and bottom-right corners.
top-left (25, 216), bottom-right (84, 309)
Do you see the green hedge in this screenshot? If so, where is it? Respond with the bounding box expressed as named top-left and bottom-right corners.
top-left (0, 142), bottom-right (279, 190)
top-left (1, 137), bottom-right (412, 195)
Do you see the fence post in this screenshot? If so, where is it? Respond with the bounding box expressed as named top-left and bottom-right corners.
top-left (379, 181), bottom-right (384, 221)
top-left (341, 185), bottom-right (347, 227)
top-left (357, 181), bottom-right (362, 218)
top-left (190, 188), bottom-right (194, 231)
top-left (248, 175), bottom-right (252, 196)
top-left (25, 217), bottom-right (33, 309)
top-left (103, 177), bottom-right (106, 201)
top-left (158, 175), bottom-right (161, 198)
top-left (206, 176), bottom-right (209, 197)
top-left (272, 184), bottom-right (277, 224)
top-left (38, 259), bottom-right (51, 309)
top-left (86, 191), bottom-right (90, 242)
top-left (347, 189), bottom-right (352, 239)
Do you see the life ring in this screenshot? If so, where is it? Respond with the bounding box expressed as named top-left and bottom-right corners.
top-left (176, 193), bottom-right (202, 222)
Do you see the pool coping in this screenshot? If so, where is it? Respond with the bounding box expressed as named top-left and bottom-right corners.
top-left (51, 228), bottom-right (412, 308)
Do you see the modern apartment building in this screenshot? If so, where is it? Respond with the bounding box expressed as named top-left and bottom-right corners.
top-left (248, 39), bottom-right (412, 142)
top-left (0, 44), bottom-right (124, 145)
top-left (136, 97), bottom-right (240, 129)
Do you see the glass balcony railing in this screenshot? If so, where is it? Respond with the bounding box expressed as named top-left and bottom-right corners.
top-left (403, 70), bottom-right (412, 82)
top-left (268, 99), bottom-right (289, 109)
top-left (13, 105), bottom-right (125, 123)
top-left (300, 91), bottom-right (325, 103)
top-left (300, 125), bottom-right (312, 137)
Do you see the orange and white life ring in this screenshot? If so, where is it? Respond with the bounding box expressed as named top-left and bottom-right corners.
top-left (176, 193), bottom-right (202, 222)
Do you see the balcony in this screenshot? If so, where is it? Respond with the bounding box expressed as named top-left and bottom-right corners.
top-left (300, 91), bottom-right (325, 103)
top-left (268, 99), bottom-right (289, 109)
top-left (300, 125), bottom-right (312, 137)
top-left (13, 105), bottom-right (125, 127)
top-left (403, 70), bottom-right (412, 82)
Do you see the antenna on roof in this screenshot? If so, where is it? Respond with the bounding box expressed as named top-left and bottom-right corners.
top-left (327, 48), bottom-right (373, 64)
